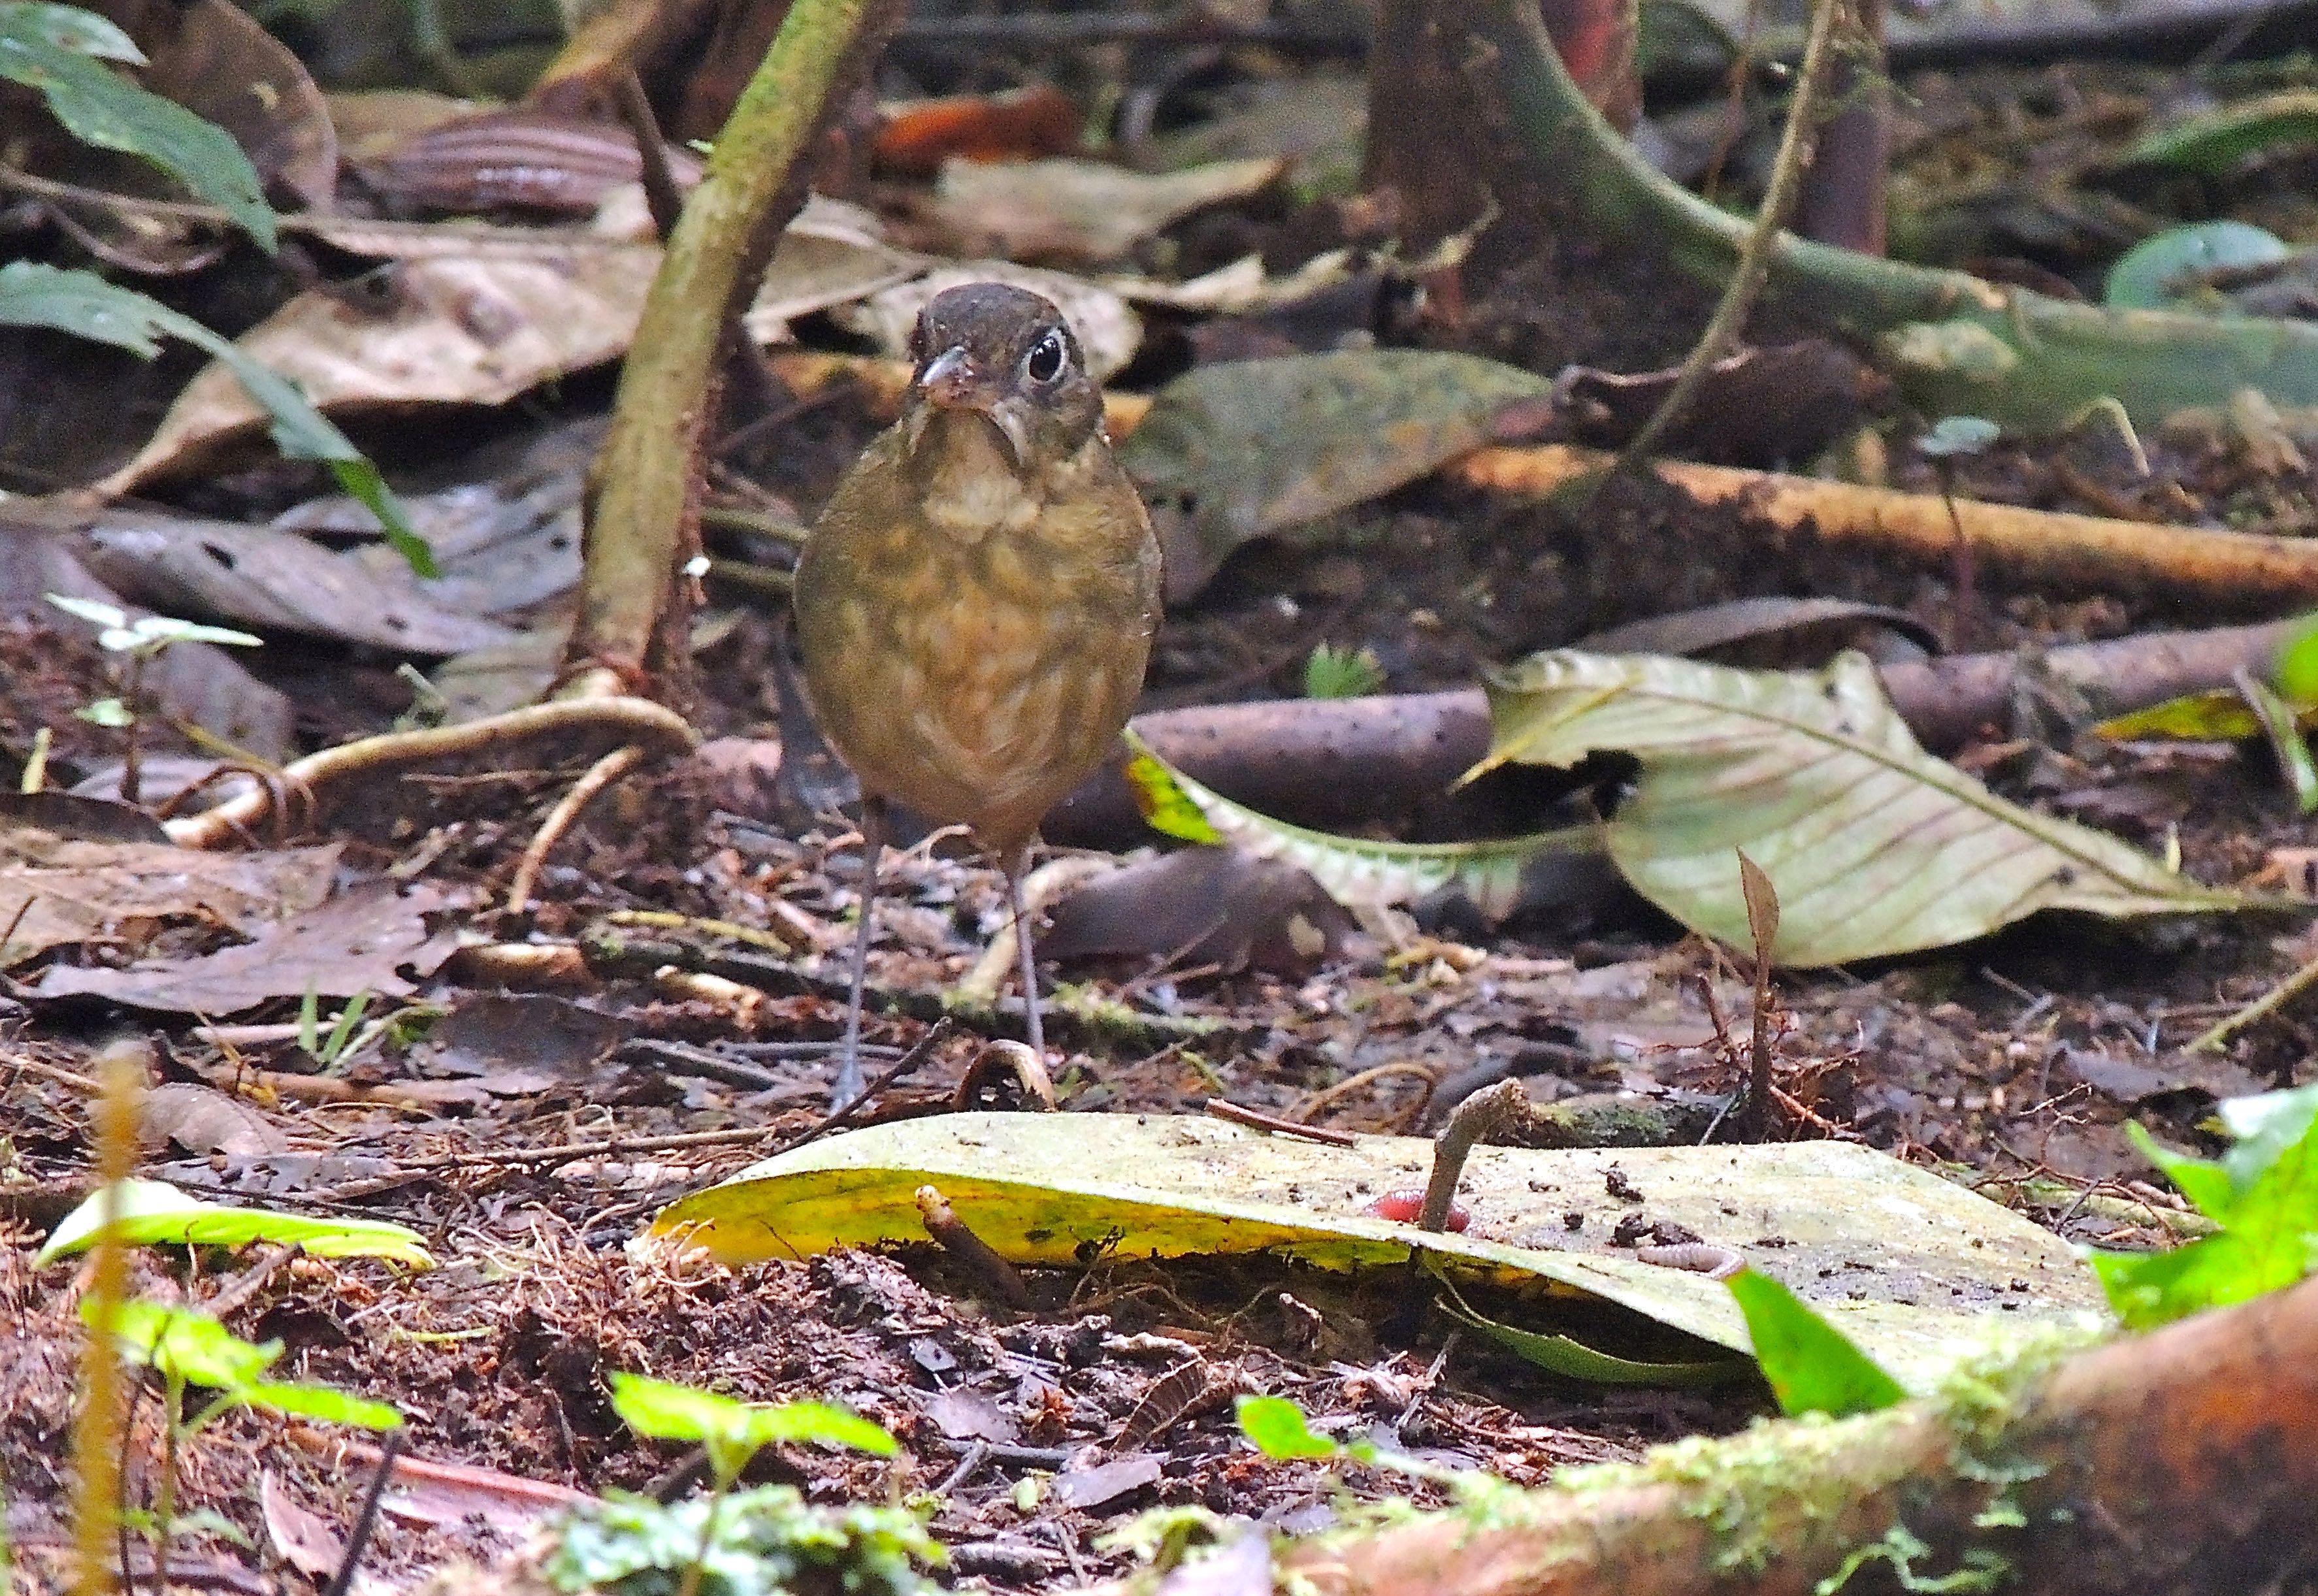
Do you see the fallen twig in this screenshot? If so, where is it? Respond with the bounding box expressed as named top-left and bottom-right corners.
top-left (915, 1185), bottom-right (1033, 1309)
top-left (1204, 1098), bottom-right (1360, 1146)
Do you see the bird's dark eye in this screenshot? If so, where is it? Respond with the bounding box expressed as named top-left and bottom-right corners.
top-left (1023, 330), bottom-right (1067, 385)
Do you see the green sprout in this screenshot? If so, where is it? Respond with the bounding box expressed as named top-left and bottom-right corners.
top-left (1304, 642), bottom-right (1386, 700)
top-left (606, 1375), bottom-right (897, 1596)
top-left (44, 596), bottom-right (259, 805)
top-left (86, 1299), bottom-right (398, 1569)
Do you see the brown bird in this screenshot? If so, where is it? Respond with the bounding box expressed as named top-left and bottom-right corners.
top-left (794, 283), bottom-right (1164, 1104)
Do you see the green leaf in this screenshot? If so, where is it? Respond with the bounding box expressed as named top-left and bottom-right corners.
top-left (37, 1178), bottom-right (434, 1267)
top-left (1234, 1395), bottom-right (1340, 1459)
top-left (1431, 1269), bottom-right (1742, 1387)
top-left (1478, 651), bottom-right (2243, 966)
top-left (97, 1299), bottom-right (279, 1389)
top-left (0, 264), bottom-right (436, 578)
top-left (74, 697), bottom-right (133, 728)
top-left (2094, 1094), bottom-right (2318, 1329)
top-left (2103, 221), bottom-right (2289, 310)
top-left (1123, 730), bottom-right (1595, 925)
top-left (2122, 1123), bottom-right (2235, 1221)
top-left (0, 2), bottom-right (275, 249)
top-left (2123, 91), bottom-right (2318, 178)
top-left (1724, 1267), bottom-right (1908, 1416)
top-left (1917, 415), bottom-right (1999, 459)
top-left (240, 1381), bottom-right (402, 1429)
top-left (610, 1375), bottom-right (894, 1484)
top-left (1304, 642), bottom-right (1384, 700)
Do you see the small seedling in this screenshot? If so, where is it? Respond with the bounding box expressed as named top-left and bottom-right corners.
top-left (1916, 417), bottom-right (1998, 651)
top-left (86, 1300), bottom-right (398, 1571)
top-left (43, 596), bottom-right (259, 806)
top-left (1304, 642), bottom-right (1384, 700)
top-left (607, 1375), bottom-right (896, 1596)
top-left (298, 985), bottom-right (374, 1073)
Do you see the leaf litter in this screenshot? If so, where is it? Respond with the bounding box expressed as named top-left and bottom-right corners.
top-left (8, 15), bottom-right (2318, 1595)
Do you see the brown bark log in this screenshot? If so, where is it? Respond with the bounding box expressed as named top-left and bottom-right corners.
top-left (1275, 1276), bottom-right (2318, 1596)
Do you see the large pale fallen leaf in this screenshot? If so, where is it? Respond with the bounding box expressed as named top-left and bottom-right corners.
top-left (1118, 350), bottom-right (1554, 599)
top-left (921, 155), bottom-right (1285, 265)
top-left (0, 829), bottom-right (338, 965)
top-left (1478, 650), bottom-right (2244, 965)
top-left (740, 198), bottom-right (924, 344)
top-left (655, 1113), bottom-right (2104, 1387)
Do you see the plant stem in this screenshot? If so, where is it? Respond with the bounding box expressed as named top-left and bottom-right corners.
top-left (119, 653), bottom-right (144, 807)
top-left (676, 1482), bottom-right (726, 1596)
top-left (1611, 0), bottom-right (1846, 476)
top-left (568, 0), bottom-right (901, 698)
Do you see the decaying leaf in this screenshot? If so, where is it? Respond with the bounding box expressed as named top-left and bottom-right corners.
top-left (1478, 650), bottom-right (2245, 965)
top-left (655, 1113), bottom-right (2104, 1387)
top-left (37, 877), bottom-right (468, 1011)
top-left (139, 1081), bottom-right (285, 1157)
top-left (98, 245), bottom-right (662, 492)
top-left (1118, 350), bottom-right (1556, 599)
top-left (1039, 844), bottom-right (1360, 976)
top-left (0, 828), bottom-right (338, 965)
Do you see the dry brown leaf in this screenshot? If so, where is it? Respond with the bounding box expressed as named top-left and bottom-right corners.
top-left (37, 878), bottom-right (468, 1011)
top-left (0, 831), bottom-right (339, 966)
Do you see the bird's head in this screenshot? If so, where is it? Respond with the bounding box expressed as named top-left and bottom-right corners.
top-left (901, 283), bottom-right (1103, 474)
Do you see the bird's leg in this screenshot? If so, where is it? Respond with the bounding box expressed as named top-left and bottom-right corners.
top-left (832, 796), bottom-right (887, 1108)
top-left (1005, 847), bottom-right (1045, 1064)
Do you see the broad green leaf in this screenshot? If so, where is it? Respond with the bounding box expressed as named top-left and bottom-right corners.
top-left (37, 1178), bottom-right (434, 1267)
top-left (1725, 1267), bottom-right (1908, 1416)
top-left (1431, 1269), bottom-right (1742, 1387)
top-left (2103, 221), bottom-right (2289, 310)
top-left (2093, 1095), bottom-right (2318, 1329)
top-left (2123, 91), bottom-right (2318, 177)
top-left (655, 1113), bottom-right (2104, 1389)
top-left (0, 264), bottom-right (436, 578)
top-left (0, 2), bottom-right (274, 248)
top-left (1123, 731), bottom-right (1595, 925)
top-left (97, 1300), bottom-right (278, 1388)
top-left (1477, 651), bottom-right (2242, 966)
top-left (1235, 1395), bottom-right (1340, 1458)
top-left (240, 1381), bottom-right (402, 1429)
top-left (1117, 350), bottom-right (1556, 600)
top-left (2121, 1124), bottom-right (2234, 1221)
top-left (743, 1400), bottom-right (898, 1458)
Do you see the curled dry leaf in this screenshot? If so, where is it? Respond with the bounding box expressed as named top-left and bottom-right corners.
top-left (1479, 649), bottom-right (2247, 966)
top-left (139, 1082), bottom-right (285, 1158)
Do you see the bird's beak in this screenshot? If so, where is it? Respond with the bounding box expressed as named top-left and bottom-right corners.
top-left (916, 345), bottom-right (985, 409)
